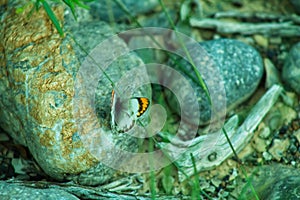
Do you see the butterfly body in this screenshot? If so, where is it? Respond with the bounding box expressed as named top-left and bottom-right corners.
top-left (111, 90), bottom-right (150, 133)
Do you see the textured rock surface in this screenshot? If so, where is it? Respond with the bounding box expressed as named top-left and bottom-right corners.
top-left (239, 164), bottom-right (300, 200)
top-left (282, 42), bottom-right (300, 95)
top-left (0, 1), bottom-right (150, 185)
top-left (169, 39), bottom-right (264, 125)
top-left (0, 181), bottom-right (79, 200)
top-left (89, 0), bottom-right (158, 22)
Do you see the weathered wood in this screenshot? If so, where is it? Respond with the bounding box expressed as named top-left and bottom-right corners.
top-left (213, 11), bottom-right (300, 24)
top-left (190, 18), bottom-right (300, 37)
top-left (158, 85), bottom-right (283, 181)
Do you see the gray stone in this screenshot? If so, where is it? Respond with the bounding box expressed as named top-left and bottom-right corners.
top-left (282, 42), bottom-right (300, 95)
top-left (0, 181), bottom-right (79, 200)
top-left (239, 164), bottom-right (300, 200)
top-left (89, 0), bottom-right (158, 22)
top-left (0, 0), bottom-right (150, 186)
top-left (268, 138), bottom-right (290, 161)
top-left (169, 39), bottom-right (264, 125)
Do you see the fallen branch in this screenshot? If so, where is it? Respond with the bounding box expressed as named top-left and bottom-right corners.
top-left (190, 17), bottom-right (300, 37)
top-left (212, 11), bottom-right (300, 24)
top-left (158, 85), bottom-right (283, 181)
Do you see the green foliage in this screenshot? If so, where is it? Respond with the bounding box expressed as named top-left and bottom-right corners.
top-left (190, 153), bottom-right (201, 200)
top-left (161, 164), bottom-right (174, 194)
top-left (40, 0), bottom-right (64, 36)
top-left (16, 0), bottom-right (95, 37)
top-left (149, 138), bottom-right (157, 199)
top-left (222, 127), bottom-right (260, 199)
top-left (62, 0), bottom-right (92, 20)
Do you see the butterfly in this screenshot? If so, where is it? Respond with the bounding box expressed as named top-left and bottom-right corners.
top-left (111, 90), bottom-right (150, 133)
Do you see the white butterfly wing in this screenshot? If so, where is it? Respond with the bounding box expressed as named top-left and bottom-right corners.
top-left (111, 90), bottom-right (150, 133)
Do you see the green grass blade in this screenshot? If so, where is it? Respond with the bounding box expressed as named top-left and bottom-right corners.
top-left (222, 127), bottom-right (260, 200)
top-left (158, 0), bottom-right (212, 106)
top-left (113, 0), bottom-right (209, 98)
top-left (41, 0), bottom-right (64, 36)
top-left (106, 0), bottom-right (116, 27)
top-left (153, 137), bottom-right (212, 199)
top-left (190, 153), bottom-right (202, 200)
top-left (35, 0), bottom-right (41, 11)
top-left (63, 0), bottom-right (77, 20)
top-left (73, 0), bottom-right (90, 9)
top-left (149, 138), bottom-right (157, 200)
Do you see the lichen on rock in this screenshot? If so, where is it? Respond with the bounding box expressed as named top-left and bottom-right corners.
top-left (0, 0), bottom-right (150, 185)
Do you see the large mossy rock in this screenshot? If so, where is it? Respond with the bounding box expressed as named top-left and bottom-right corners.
top-left (0, 1), bottom-right (150, 185)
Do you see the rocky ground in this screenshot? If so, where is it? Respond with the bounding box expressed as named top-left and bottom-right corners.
top-left (1, 0), bottom-right (300, 199)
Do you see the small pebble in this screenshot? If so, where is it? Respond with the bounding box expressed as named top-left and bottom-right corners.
top-left (258, 125), bottom-right (271, 139)
top-left (265, 140), bottom-right (272, 146)
top-left (257, 157), bottom-right (263, 163)
top-left (266, 102), bottom-right (297, 131)
top-left (253, 34), bottom-right (268, 48)
top-left (253, 137), bottom-right (267, 153)
top-left (204, 185), bottom-right (216, 193)
top-left (267, 110), bottom-right (282, 131)
top-left (238, 145), bottom-right (254, 160)
top-left (281, 91), bottom-right (297, 107)
top-left (291, 160), bottom-right (296, 166)
top-left (262, 151), bottom-right (272, 161)
top-left (268, 138), bottom-right (290, 161)
top-left (211, 178), bottom-right (222, 188)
